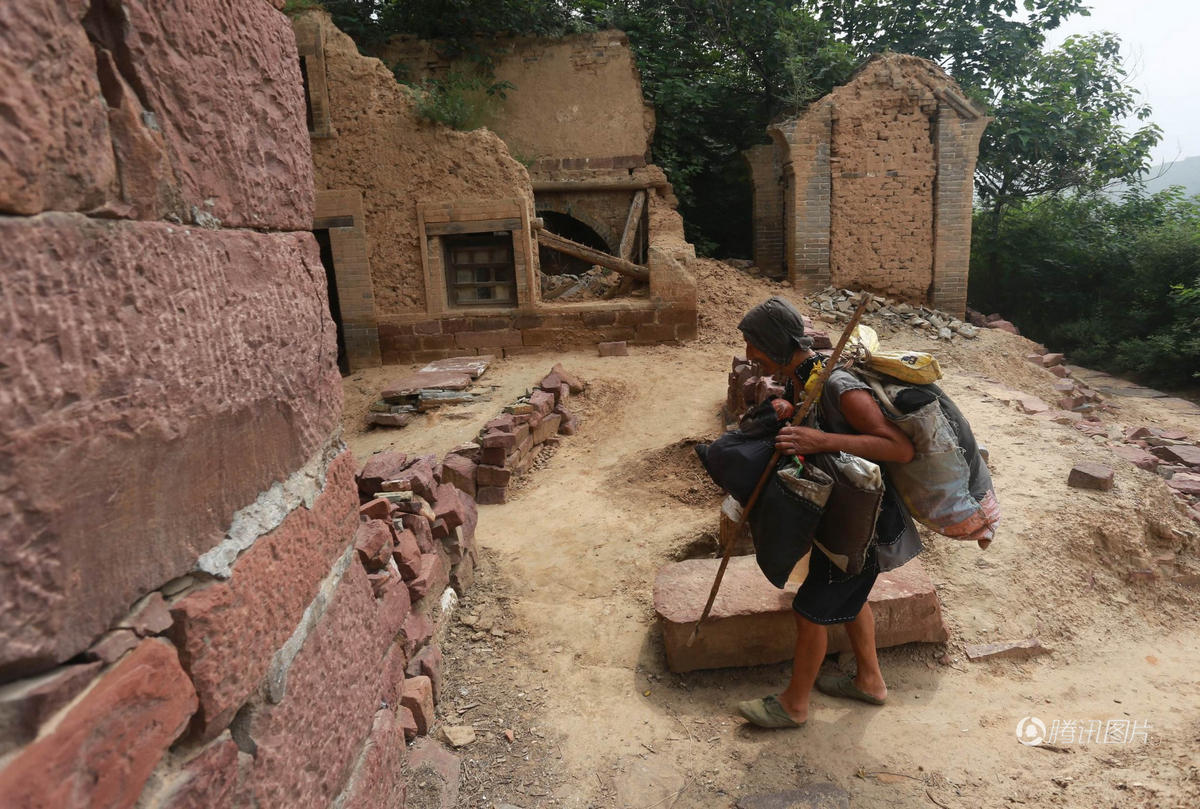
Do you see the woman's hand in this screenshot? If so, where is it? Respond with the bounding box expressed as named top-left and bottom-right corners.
top-left (769, 398), bottom-right (795, 421)
top-left (774, 425), bottom-right (831, 456)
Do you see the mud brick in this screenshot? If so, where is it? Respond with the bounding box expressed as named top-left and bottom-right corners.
top-left (406, 644), bottom-right (444, 701)
top-left (359, 498), bottom-right (393, 521)
top-left (598, 340), bottom-right (629, 356)
top-left (355, 520), bottom-right (394, 570)
top-left (391, 528), bottom-right (422, 581)
top-left (407, 554), bottom-right (448, 604)
top-left (0, 640), bottom-right (196, 808)
top-left (1067, 462), bottom-right (1115, 491)
top-left (0, 661), bottom-right (102, 756)
top-left (401, 676), bottom-right (435, 736)
top-left (476, 464), bottom-right (513, 487)
top-left (481, 430), bottom-right (517, 450)
top-left (398, 513), bottom-right (435, 554)
top-left (357, 451), bottom-right (409, 498)
top-left (654, 557), bottom-right (948, 672)
top-left (476, 486), bottom-right (508, 506)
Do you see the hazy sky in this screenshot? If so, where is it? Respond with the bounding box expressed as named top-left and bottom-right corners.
top-left (1045, 0), bottom-right (1198, 163)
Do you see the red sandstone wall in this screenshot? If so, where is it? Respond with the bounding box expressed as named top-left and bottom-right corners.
top-left (0, 2), bottom-right (478, 806)
top-left (305, 12), bottom-right (535, 316)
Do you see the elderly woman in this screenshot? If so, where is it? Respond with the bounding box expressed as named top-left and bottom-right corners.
top-left (734, 296), bottom-right (921, 729)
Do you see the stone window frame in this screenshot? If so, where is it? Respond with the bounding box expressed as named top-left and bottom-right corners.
top-left (417, 198), bottom-right (539, 316)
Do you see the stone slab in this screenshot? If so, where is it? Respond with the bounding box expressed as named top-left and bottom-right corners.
top-left (655, 556), bottom-right (948, 673)
top-left (381, 372), bottom-right (472, 400)
top-left (420, 355), bottom-right (493, 379)
top-left (1, 215), bottom-right (340, 678)
top-left (0, 639), bottom-right (197, 809)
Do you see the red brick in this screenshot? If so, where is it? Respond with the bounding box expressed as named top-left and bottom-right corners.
top-left (456, 330), bottom-right (523, 349)
top-left (432, 484), bottom-right (464, 532)
top-left (0, 661), bottom-right (102, 756)
top-left (398, 513), bottom-right (435, 553)
top-left (358, 498), bottom-right (393, 521)
top-left (482, 430), bottom-right (517, 449)
top-left (357, 452), bottom-right (409, 498)
top-left (248, 562), bottom-right (391, 809)
top-left (0, 639), bottom-right (197, 809)
top-left (407, 553), bottom-right (449, 603)
top-left (654, 556), bottom-right (948, 672)
top-left (169, 452), bottom-right (359, 738)
top-left (150, 733), bottom-right (250, 809)
top-left (480, 446), bottom-right (509, 467)
top-left (354, 520), bottom-right (393, 570)
top-left (401, 676), bottom-right (435, 736)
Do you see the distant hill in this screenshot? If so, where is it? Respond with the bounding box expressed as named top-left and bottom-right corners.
top-left (1109, 155), bottom-right (1200, 198)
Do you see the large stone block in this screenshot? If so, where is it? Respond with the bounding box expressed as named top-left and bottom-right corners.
top-left (0, 0), bottom-right (117, 214)
top-left (248, 561), bottom-right (394, 809)
top-left (0, 216), bottom-right (341, 678)
top-left (0, 661), bottom-right (102, 756)
top-left (0, 0), bottom-right (311, 227)
top-left (654, 556), bottom-right (948, 673)
top-left (0, 639), bottom-right (197, 809)
top-left (335, 708), bottom-right (407, 809)
top-left (168, 452), bottom-right (359, 738)
top-left (146, 733), bottom-right (252, 809)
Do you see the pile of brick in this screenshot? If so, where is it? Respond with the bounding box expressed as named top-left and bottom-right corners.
top-left (806, 287), bottom-right (981, 340)
top-left (367, 356), bottom-right (493, 428)
top-left (455, 364), bottom-right (585, 505)
top-left (1021, 352), bottom-right (1108, 415)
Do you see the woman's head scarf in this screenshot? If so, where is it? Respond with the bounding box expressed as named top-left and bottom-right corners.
top-left (737, 296), bottom-right (812, 365)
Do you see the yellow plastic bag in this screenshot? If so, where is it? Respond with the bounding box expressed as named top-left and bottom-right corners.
top-left (850, 325), bottom-right (943, 384)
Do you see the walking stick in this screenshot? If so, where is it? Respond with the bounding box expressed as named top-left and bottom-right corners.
top-left (686, 291), bottom-right (872, 647)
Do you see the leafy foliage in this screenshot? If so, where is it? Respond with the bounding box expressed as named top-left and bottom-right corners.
top-left (969, 189), bottom-right (1200, 389)
top-left (411, 72), bottom-right (514, 131)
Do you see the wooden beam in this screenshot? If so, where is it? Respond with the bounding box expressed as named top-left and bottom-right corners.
top-left (424, 217), bottom-right (523, 236)
top-left (532, 180), bottom-right (664, 193)
top-left (536, 230), bottom-right (650, 282)
top-left (618, 190), bottom-right (646, 261)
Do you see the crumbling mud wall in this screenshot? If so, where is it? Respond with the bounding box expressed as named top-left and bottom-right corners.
top-left (750, 54), bottom-right (988, 316)
top-left (380, 30), bottom-right (655, 168)
top-left (1, 2), bottom-right (478, 806)
top-left (298, 13), bottom-right (697, 365)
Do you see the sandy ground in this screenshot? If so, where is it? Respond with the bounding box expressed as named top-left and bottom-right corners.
top-left (346, 261), bottom-right (1200, 809)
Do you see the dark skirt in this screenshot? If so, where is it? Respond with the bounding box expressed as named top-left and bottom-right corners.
top-left (791, 543), bottom-right (880, 625)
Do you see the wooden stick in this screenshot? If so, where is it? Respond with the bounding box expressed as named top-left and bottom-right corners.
top-left (618, 190), bottom-right (647, 261)
top-left (536, 229), bottom-right (650, 282)
top-left (686, 292), bottom-right (872, 646)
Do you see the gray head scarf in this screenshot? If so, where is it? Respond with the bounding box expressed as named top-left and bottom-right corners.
top-left (738, 296), bottom-right (812, 365)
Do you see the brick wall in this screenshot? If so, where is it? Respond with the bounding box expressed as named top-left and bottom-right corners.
top-left (743, 144), bottom-right (784, 277)
top-left (0, 2), bottom-right (481, 806)
top-left (752, 54), bottom-right (987, 315)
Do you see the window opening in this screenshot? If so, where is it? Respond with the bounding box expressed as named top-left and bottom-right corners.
top-left (314, 228), bottom-right (349, 375)
top-left (443, 233), bottom-right (517, 307)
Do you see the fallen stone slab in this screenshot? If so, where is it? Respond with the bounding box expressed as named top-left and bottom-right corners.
top-left (1150, 444), bottom-right (1200, 467)
top-left (381, 371), bottom-right (472, 401)
top-left (1111, 446), bottom-right (1160, 471)
top-left (421, 355), bottom-right (494, 379)
top-left (1014, 395), bottom-right (1051, 415)
top-left (1067, 463), bottom-right (1114, 491)
top-left (598, 340), bottom-right (629, 356)
top-left (1041, 353), bottom-right (1065, 367)
top-left (964, 638), bottom-right (1049, 662)
top-left (1166, 473), bottom-right (1200, 496)
top-left (654, 556), bottom-right (948, 673)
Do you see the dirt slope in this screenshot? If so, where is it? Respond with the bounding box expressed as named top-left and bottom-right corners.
top-left (346, 260), bottom-right (1200, 809)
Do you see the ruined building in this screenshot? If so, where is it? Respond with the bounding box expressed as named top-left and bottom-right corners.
top-left (745, 54), bottom-right (989, 316)
top-left (294, 14), bottom-right (698, 370)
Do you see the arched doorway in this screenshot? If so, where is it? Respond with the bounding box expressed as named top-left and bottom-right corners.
top-left (537, 211), bottom-right (612, 276)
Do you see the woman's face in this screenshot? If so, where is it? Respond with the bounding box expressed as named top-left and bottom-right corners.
top-left (745, 343), bottom-right (781, 375)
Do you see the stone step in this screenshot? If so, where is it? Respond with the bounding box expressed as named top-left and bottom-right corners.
top-left (654, 555), bottom-right (948, 673)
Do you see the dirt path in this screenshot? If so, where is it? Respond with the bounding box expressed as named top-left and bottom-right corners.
top-left (346, 264), bottom-right (1200, 808)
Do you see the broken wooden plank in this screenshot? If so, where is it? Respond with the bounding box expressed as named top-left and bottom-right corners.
top-left (618, 189), bottom-right (646, 261)
top-left (536, 229), bottom-right (650, 282)
top-left (533, 179), bottom-right (663, 192)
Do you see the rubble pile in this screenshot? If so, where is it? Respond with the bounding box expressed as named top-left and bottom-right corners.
top-left (540, 267), bottom-right (642, 301)
top-left (368, 355), bottom-right (493, 428)
top-left (806, 287), bottom-right (982, 341)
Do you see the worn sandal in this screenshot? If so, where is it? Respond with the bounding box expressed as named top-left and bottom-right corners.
top-left (815, 674), bottom-right (886, 705)
top-left (737, 695), bottom-right (805, 728)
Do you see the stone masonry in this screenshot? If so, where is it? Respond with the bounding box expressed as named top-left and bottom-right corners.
top-left (747, 54), bottom-right (989, 316)
top-left (1, 2), bottom-right (477, 806)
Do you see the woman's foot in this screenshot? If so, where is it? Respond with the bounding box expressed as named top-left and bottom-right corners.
top-left (815, 673), bottom-right (887, 705)
top-left (737, 695), bottom-right (807, 728)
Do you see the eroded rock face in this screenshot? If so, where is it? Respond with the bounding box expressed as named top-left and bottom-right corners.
top-left (0, 0), bottom-right (311, 227)
top-left (0, 214), bottom-right (341, 678)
